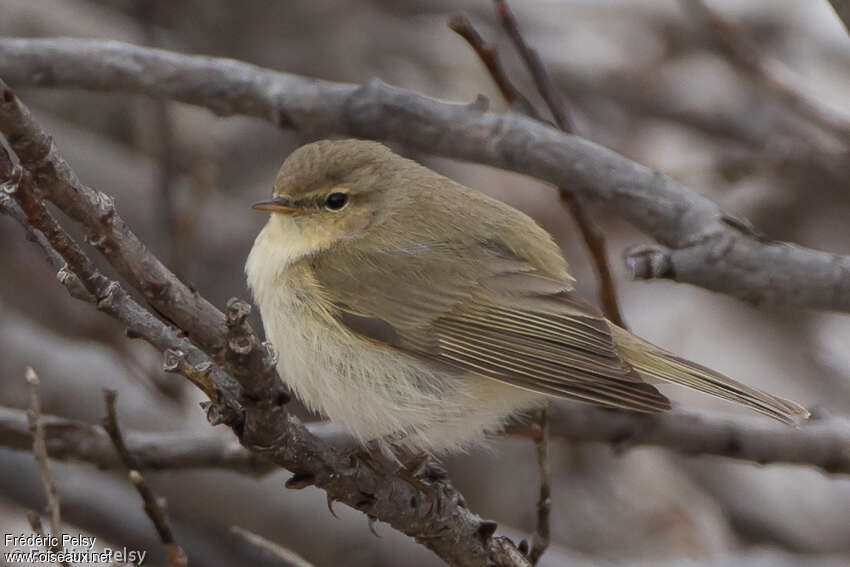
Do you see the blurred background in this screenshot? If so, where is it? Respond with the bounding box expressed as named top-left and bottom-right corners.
top-left (1, 0), bottom-right (850, 565)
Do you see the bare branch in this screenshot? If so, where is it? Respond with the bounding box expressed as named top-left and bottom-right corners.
top-left (0, 67), bottom-right (279, 400)
top-left (2, 36), bottom-right (849, 567)
top-left (26, 512), bottom-right (71, 567)
top-left (3, 399), bottom-right (850, 478)
top-left (428, 10), bottom-right (583, 536)
top-left (558, 191), bottom-right (624, 325)
top-left (528, 410), bottom-right (550, 565)
top-left (448, 14), bottom-right (540, 118)
top-left (25, 367), bottom-right (66, 566)
top-left (0, 150), bottom-right (244, 419)
top-left (0, 405), bottom-right (275, 473)
top-left (492, 0), bottom-right (625, 326)
top-left (1, 38), bottom-right (846, 312)
top-left (0, 182), bottom-right (94, 303)
top-left (102, 390), bottom-right (188, 567)
top-left (450, 9), bottom-right (626, 326)
top-left (509, 403), bottom-right (850, 476)
top-left (0, 78), bottom-right (530, 567)
top-left (230, 526), bottom-right (315, 567)
top-left (492, 0), bottom-right (575, 133)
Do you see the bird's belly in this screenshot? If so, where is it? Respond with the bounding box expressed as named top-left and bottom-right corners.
top-left (252, 269), bottom-right (544, 453)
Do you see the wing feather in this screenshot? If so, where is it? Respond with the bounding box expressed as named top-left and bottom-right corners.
top-left (433, 333), bottom-right (670, 411)
top-left (311, 238), bottom-right (671, 414)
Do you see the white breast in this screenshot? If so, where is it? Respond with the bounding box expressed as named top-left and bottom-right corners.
top-left (245, 216), bottom-right (544, 454)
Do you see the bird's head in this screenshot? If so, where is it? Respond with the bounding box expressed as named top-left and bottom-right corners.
top-left (252, 139), bottom-right (409, 253)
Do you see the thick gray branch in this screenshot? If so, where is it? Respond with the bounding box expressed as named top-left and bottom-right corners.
top-left (1, 38), bottom-right (849, 311)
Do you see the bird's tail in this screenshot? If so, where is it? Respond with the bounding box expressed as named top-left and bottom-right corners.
top-left (611, 326), bottom-right (809, 425)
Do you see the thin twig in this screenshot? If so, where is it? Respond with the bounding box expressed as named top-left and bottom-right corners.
top-left (484, 1), bottom-right (626, 326)
top-left (446, 22), bottom-right (617, 552)
top-left (528, 409), bottom-right (550, 565)
top-left (230, 526), bottom-right (315, 567)
top-left (26, 511), bottom-right (71, 567)
top-left (449, 14), bottom-right (539, 118)
top-left (558, 191), bottom-right (624, 326)
top-left (102, 390), bottom-right (188, 567)
top-left (492, 0), bottom-right (574, 133)
top-left (25, 367), bottom-right (63, 542)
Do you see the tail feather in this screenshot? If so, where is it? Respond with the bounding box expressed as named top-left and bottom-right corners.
top-left (611, 327), bottom-right (809, 425)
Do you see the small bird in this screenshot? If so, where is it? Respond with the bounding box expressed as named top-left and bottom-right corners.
top-left (246, 139), bottom-right (808, 455)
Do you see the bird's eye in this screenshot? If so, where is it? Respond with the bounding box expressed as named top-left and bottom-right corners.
top-left (325, 192), bottom-right (349, 211)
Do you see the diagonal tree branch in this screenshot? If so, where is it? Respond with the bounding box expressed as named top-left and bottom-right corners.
top-left (0, 158), bottom-right (244, 419)
top-left (0, 66), bottom-right (280, 401)
top-left (0, 38), bottom-right (849, 312)
top-left (0, 80), bottom-right (530, 567)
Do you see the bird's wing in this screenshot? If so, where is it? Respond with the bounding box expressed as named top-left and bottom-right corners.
top-left (310, 238), bottom-right (670, 413)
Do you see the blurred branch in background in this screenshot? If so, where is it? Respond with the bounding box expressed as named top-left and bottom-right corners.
top-left (24, 366), bottom-right (70, 567)
top-left (526, 410), bottom-right (550, 566)
top-left (2, 400), bottom-right (848, 479)
top-left (103, 389), bottom-right (188, 567)
top-left (229, 525), bottom-right (315, 567)
top-left (25, 367), bottom-right (62, 540)
top-left (26, 512), bottom-right (70, 567)
top-left (2, 38), bottom-right (850, 312)
top-left (682, 0), bottom-right (850, 144)
top-left (0, 405), bottom-right (274, 473)
top-left (510, 403), bottom-right (850, 476)
top-left (135, 0), bottom-right (181, 269)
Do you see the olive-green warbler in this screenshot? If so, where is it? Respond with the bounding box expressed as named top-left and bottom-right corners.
top-left (246, 139), bottom-right (808, 454)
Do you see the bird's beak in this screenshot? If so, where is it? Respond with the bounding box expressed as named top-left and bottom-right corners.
top-left (251, 196), bottom-right (301, 214)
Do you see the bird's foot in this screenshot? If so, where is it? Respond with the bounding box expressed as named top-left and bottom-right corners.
top-left (348, 444), bottom-right (447, 515)
top-left (397, 452), bottom-right (448, 515)
top-left (350, 440), bottom-right (386, 474)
